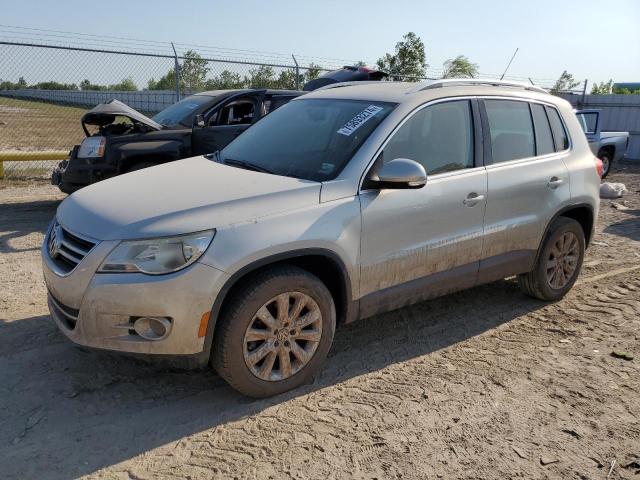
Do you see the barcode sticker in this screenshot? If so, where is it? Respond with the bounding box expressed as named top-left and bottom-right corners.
top-left (337, 105), bottom-right (383, 136)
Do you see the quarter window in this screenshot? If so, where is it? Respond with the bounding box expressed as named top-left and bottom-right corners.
top-left (484, 100), bottom-right (535, 163)
top-left (530, 103), bottom-right (555, 156)
top-left (383, 100), bottom-right (474, 175)
top-left (545, 106), bottom-right (570, 151)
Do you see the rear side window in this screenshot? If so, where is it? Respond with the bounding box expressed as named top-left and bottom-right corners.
top-left (383, 100), bottom-right (474, 175)
top-left (484, 100), bottom-right (535, 163)
top-left (545, 106), bottom-right (570, 151)
top-left (530, 103), bottom-right (555, 156)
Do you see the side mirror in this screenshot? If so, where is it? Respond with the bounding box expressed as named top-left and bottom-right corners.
top-left (371, 158), bottom-right (427, 189)
top-left (194, 114), bottom-right (205, 128)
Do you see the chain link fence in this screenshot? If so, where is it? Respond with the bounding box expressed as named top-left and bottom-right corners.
top-left (0, 37), bottom-right (561, 180)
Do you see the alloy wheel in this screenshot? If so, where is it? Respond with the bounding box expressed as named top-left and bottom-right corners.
top-left (546, 231), bottom-right (580, 289)
top-left (243, 292), bottom-right (323, 381)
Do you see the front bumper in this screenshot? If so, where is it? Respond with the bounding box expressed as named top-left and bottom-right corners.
top-left (52, 148), bottom-right (117, 191)
top-left (42, 228), bottom-right (230, 356)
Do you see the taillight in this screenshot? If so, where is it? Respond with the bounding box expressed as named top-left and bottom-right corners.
top-left (594, 156), bottom-right (603, 177)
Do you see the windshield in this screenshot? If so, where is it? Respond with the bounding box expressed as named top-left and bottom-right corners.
top-left (152, 95), bottom-right (213, 127)
top-left (219, 99), bottom-right (395, 181)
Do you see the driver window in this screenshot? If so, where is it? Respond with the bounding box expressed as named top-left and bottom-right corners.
top-left (383, 100), bottom-right (474, 175)
top-left (211, 99), bottom-right (256, 126)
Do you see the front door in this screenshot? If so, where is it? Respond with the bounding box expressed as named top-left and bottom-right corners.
top-left (359, 99), bottom-right (487, 317)
top-left (575, 109), bottom-right (601, 155)
top-left (191, 91), bottom-right (265, 155)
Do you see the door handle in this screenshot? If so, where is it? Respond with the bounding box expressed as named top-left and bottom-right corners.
top-left (547, 177), bottom-right (564, 189)
top-left (463, 193), bottom-right (485, 206)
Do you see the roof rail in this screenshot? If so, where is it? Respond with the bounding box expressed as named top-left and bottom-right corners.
top-left (314, 80), bottom-right (391, 91)
top-left (409, 78), bottom-right (548, 94)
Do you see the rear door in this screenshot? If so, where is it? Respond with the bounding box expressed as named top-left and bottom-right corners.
top-left (478, 98), bottom-right (571, 283)
top-left (191, 91), bottom-right (265, 155)
top-left (575, 109), bottom-right (601, 155)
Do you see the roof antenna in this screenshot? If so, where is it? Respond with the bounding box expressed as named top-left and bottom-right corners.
top-left (500, 48), bottom-right (519, 80)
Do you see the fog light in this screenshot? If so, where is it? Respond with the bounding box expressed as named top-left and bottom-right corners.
top-left (133, 317), bottom-right (171, 341)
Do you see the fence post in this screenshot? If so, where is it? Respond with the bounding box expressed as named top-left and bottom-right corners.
top-left (171, 42), bottom-right (181, 102)
top-left (581, 79), bottom-right (588, 108)
top-left (292, 54), bottom-right (300, 90)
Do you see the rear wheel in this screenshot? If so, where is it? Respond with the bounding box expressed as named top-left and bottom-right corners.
top-left (518, 217), bottom-right (585, 301)
top-left (213, 266), bottom-right (336, 398)
top-left (599, 151), bottom-right (612, 178)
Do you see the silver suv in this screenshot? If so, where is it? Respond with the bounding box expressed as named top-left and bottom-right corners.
top-left (43, 80), bottom-right (601, 397)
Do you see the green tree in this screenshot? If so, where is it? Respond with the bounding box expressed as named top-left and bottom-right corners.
top-left (376, 32), bottom-right (428, 81)
top-left (180, 50), bottom-right (209, 92)
top-left (245, 65), bottom-right (276, 88)
top-left (109, 77), bottom-right (137, 91)
top-left (147, 69), bottom-right (177, 90)
top-left (17, 76), bottom-right (27, 88)
top-left (32, 81), bottom-right (78, 90)
top-left (591, 79), bottom-right (613, 94)
top-left (80, 79), bottom-right (104, 90)
top-left (304, 63), bottom-right (322, 82)
top-left (441, 55), bottom-right (479, 78)
top-left (204, 70), bottom-right (245, 90)
top-left (550, 70), bottom-right (580, 95)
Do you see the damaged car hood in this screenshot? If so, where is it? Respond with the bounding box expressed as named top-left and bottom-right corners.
top-left (82, 99), bottom-right (163, 131)
top-left (56, 156), bottom-right (321, 241)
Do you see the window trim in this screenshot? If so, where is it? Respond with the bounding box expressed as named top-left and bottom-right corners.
top-left (544, 104), bottom-right (571, 152)
top-left (530, 102), bottom-right (556, 157)
top-left (478, 96), bottom-right (572, 167)
top-left (358, 96), bottom-right (481, 192)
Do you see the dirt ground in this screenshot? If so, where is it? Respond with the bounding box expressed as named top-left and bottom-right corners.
top-left (1, 165), bottom-right (639, 480)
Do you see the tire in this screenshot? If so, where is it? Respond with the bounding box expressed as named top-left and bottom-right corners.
top-left (599, 151), bottom-right (612, 178)
top-left (127, 162), bottom-right (156, 173)
top-left (213, 265), bottom-right (336, 398)
top-left (518, 217), bottom-right (585, 301)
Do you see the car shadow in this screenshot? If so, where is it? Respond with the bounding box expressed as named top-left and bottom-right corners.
top-left (603, 208), bottom-right (640, 242)
top-left (0, 199), bottom-right (59, 253)
top-left (1, 278), bottom-right (546, 479)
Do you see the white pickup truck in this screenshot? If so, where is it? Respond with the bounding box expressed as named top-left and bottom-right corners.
top-left (576, 109), bottom-right (629, 178)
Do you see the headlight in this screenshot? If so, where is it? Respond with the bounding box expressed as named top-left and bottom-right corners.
top-left (98, 230), bottom-right (215, 275)
top-left (78, 136), bottom-right (106, 158)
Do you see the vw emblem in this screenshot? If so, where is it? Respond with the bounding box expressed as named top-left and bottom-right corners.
top-left (48, 225), bottom-right (63, 259)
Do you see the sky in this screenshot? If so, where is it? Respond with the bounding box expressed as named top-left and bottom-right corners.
top-left (1, 0), bottom-right (639, 88)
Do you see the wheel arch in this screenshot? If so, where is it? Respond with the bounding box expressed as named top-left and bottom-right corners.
top-left (539, 204), bottom-right (595, 259)
top-left (201, 249), bottom-right (357, 363)
top-left (598, 144), bottom-right (615, 159)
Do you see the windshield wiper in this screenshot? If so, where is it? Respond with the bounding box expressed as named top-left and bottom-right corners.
top-left (223, 158), bottom-right (274, 175)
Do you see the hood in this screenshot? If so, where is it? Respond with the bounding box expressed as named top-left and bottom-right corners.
top-left (82, 99), bottom-right (162, 132)
top-left (57, 157), bottom-right (321, 241)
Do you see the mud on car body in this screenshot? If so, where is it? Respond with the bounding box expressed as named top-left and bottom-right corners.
top-left (52, 66), bottom-right (388, 194)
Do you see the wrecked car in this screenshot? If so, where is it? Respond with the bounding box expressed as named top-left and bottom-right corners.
top-left (52, 89), bottom-right (300, 193)
top-left (52, 67), bottom-right (387, 193)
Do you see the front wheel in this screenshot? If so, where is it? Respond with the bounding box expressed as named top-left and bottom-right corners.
top-left (518, 217), bottom-right (585, 301)
top-left (213, 266), bottom-right (336, 398)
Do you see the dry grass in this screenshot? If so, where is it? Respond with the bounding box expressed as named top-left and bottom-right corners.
top-left (0, 97), bottom-right (86, 151)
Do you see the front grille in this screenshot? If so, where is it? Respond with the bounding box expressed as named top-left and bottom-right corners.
top-left (48, 291), bottom-right (79, 330)
top-left (47, 220), bottom-right (97, 274)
